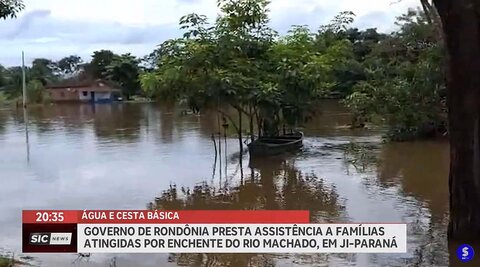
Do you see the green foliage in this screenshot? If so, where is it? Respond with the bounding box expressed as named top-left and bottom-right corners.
top-left (27, 79), bottom-right (50, 104)
top-left (57, 55), bottom-right (83, 76)
top-left (344, 8), bottom-right (446, 141)
top-left (0, 256), bottom-right (10, 267)
top-left (268, 25), bottom-right (346, 129)
top-left (0, 0), bottom-right (24, 19)
top-left (104, 53), bottom-right (141, 99)
top-left (0, 92), bottom-right (7, 104)
top-left (139, 72), bottom-right (161, 99)
top-left (0, 65), bottom-right (50, 104)
top-left (0, 1), bottom-right (445, 144)
top-left (141, 0), bottom-right (356, 137)
top-left (2, 66), bottom-right (23, 98)
top-left (85, 50), bottom-right (116, 79)
top-left (30, 58), bottom-right (58, 85)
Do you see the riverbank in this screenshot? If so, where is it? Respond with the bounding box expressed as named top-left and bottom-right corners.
top-left (0, 92), bottom-right (49, 108)
top-left (0, 92), bottom-right (10, 106)
top-left (0, 255), bottom-right (27, 267)
top-left (0, 257), bottom-right (9, 267)
top-left (0, 93), bottom-right (155, 106)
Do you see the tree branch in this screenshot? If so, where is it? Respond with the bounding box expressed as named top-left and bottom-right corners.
top-left (217, 109), bottom-right (239, 133)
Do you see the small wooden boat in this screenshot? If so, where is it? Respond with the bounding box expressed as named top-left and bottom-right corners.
top-left (248, 131), bottom-right (304, 157)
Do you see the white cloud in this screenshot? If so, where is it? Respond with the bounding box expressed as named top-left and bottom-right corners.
top-left (0, 0), bottom-right (420, 66)
top-left (22, 0), bottom-right (217, 25)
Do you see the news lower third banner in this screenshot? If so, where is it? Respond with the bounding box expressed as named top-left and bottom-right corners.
top-left (22, 210), bottom-right (407, 253)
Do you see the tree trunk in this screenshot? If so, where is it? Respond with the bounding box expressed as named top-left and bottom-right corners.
top-left (433, 0), bottom-right (480, 242)
top-left (238, 108), bottom-right (243, 153)
top-left (255, 108), bottom-right (262, 137)
top-left (421, 0), bottom-right (442, 30)
top-left (217, 106), bottom-right (222, 182)
top-left (249, 105), bottom-right (254, 142)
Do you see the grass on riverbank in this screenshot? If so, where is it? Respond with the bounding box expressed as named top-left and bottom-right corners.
top-left (0, 92), bottom-right (10, 105)
top-left (0, 255), bottom-right (29, 267)
top-left (0, 256), bottom-right (11, 267)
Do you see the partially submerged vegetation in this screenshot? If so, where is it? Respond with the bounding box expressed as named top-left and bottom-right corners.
top-left (140, 1), bottom-right (446, 142)
top-left (343, 9), bottom-right (446, 141)
top-left (0, 255), bottom-right (28, 267)
top-left (140, 2), bottom-right (358, 143)
top-left (0, 52), bottom-right (142, 104)
top-left (0, 92), bottom-right (8, 105)
top-left (0, 0), bottom-right (446, 142)
top-left (0, 257), bottom-right (9, 267)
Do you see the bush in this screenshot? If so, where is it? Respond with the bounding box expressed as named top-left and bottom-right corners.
top-left (343, 9), bottom-right (446, 141)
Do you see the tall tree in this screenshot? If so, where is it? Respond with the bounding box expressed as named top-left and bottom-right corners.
top-left (0, 64), bottom-right (7, 88)
top-left (105, 53), bottom-right (141, 99)
top-left (432, 0), bottom-right (480, 242)
top-left (3, 66), bottom-right (25, 98)
top-left (87, 50), bottom-right (116, 79)
top-left (57, 55), bottom-right (83, 76)
top-left (30, 58), bottom-right (58, 84)
top-left (141, 48), bottom-right (161, 71)
top-left (0, 0), bottom-right (24, 19)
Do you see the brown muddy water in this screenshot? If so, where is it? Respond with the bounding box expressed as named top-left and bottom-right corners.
top-left (0, 100), bottom-right (470, 266)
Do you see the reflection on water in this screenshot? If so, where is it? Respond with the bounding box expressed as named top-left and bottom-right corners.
top-left (0, 101), bottom-right (459, 266)
top-left (151, 156), bottom-right (345, 218)
top-left (149, 156), bottom-right (347, 267)
top-left (343, 141), bottom-right (451, 266)
top-left (378, 142), bottom-right (449, 218)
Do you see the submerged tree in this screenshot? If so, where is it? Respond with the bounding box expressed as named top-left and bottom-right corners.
top-left (269, 22), bottom-right (355, 134)
top-left (140, 0), bottom-right (277, 152)
top-left (141, 0), bottom-right (355, 147)
top-left (343, 9), bottom-right (446, 140)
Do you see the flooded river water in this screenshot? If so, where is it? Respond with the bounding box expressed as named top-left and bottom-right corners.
top-left (0, 101), bottom-right (466, 266)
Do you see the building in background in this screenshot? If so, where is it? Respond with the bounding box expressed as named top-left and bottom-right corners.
top-left (45, 79), bottom-right (121, 103)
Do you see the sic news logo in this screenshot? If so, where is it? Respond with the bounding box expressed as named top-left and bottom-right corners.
top-left (457, 244), bottom-right (475, 262)
top-left (29, 233), bottom-right (72, 245)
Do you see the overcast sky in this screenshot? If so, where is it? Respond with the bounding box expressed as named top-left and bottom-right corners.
top-left (0, 0), bottom-right (419, 67)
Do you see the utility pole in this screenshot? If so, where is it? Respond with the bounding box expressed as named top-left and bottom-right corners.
top-left (22, 51), bottom-right (30, 162)
top-left (22, 51), bottom-right (27, 108)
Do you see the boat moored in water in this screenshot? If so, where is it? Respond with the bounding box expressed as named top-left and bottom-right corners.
top-left (247, 131), bottom-right (304, 157)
